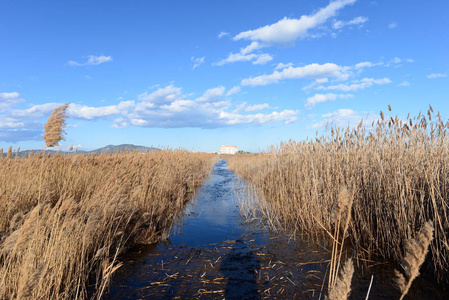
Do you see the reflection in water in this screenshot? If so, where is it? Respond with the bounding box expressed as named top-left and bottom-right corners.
top-left (220, 239), bottom-right (260, 300)
top-left (108, 159), bottom-right (449, 299)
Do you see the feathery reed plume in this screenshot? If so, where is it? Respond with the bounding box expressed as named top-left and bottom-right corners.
top-left (380, 111), bottom-right (385, 121)
top-left (326, 259), bottom-right (354, 300)
top-left (395, 221), bottom-right (434, 300)
top-left (7, 146), bottom-right (12, 159)
top-left (388, 104), bottom-right (392, 111)
top-left (43, 103), bottom-right (69, 148)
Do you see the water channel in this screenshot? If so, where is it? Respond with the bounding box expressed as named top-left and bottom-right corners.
top-left (108, 160), bottom-right (448, 299)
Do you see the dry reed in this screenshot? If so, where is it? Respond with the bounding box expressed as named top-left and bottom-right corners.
top-left (226, 107), bottom-right (448, 281)
top-left (395, 221), bottom-right (434, 300)
top-left (0, 150), bottom-right (216, 299)
top-left (43, 103), bottom-right (69, 148)
top-left (326, 259), bottom-right (354, 300)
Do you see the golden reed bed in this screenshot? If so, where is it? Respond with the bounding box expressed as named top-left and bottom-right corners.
top-left (226, 107), bottom-right (449, 291)
top-left (0, 150), bottom-right (215, 299)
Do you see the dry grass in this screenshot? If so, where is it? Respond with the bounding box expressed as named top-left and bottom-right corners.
top-left (395, 221), bottom-right (434, 300)
top-left (326, 259), bottom-right (354, 300)
top-left (0, 150), bottom-right (216, 299)
top-left (43, 103), bottom-right (69, 148)
top-left (226, 107), bottom-right (449, 282)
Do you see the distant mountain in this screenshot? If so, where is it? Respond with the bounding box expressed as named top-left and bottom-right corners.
top-left (88, 144), bottom-right (159, 154)
top-left (1, 144), bottom-right (160, 157)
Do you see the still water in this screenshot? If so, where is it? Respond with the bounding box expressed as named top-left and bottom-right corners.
top-left (108, 160), bottom-right (447, 299)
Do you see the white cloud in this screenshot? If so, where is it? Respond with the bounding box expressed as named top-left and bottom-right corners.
top-left (214, 51), bottom-right (272, 66)
top-left (397, 81), bottom-right (410, 87)
top-left (218, 31), bottom-right (230, 39)
top-left (427, 73), bottom-right (447, 79)
top-left (68, 101), bottom-right (135, 120)
top-left (241, 63), bottom-right (349, 86)
top-left (195, 86), bottom-right (226, 102)
top-left (306, 93), bottom-right (353, 108)
top-left (233, 102), bottom-right (271, 113)
top-left (219, 110), bottom-right (298, 125)
top-left (68, 55), bottom-right (113, 67)
top-left (241, 42), bottom-right (262, 55)
top-left (0, 92), bottom-right (24, 110)
top-left (234, 0), bottom-right (356, 45)
top-left (226, 86), bottom-right (241, 96)
top-left (253, 53), bottom-right (273, 65)
top-left (333, 16), bottom-right (368, 29)
top-left (354, 61), bottom-right (382, 69)
top-left (388, 22), bottom-right (398, 29)
top-left (11, 102), bottom-right (61, 119)
top-left (214, 53), bottom-right (257, 66)
top-left (315, 77), bottom-right (391, 91)
top-left (0, 85), bottom-right (300, 142)
top-left (138, 85), bottom-right (183, 104)
top-left (274, 62), bottom-right (294, 70)
top-left (191, 56), bottom-right (205, 69)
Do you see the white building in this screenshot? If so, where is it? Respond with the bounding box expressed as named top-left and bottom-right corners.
top-left (219, 145), bottom-right (238, 155)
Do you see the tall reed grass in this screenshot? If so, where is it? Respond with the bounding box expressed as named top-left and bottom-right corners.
top-left (226, 107), bottom-right (449, 282)
top-left (0, 150), bottom-right (215, 299)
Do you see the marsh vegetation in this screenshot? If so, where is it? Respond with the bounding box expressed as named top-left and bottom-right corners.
top-left (226, 107), bottom-right (449, 297)
top-left (0, 150), bottom-right (215, 299)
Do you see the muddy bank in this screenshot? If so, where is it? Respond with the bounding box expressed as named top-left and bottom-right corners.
top-left (108, 160), bottom-right (448, 299)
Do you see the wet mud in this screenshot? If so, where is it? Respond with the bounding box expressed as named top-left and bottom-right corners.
top-left (108, 160), bottom-right (449, 299)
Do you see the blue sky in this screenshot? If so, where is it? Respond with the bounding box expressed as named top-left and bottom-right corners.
top-left (1, 0), bottom-right (448, 152)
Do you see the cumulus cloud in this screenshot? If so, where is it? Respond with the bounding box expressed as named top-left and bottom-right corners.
top-left (354, 61), bottom-right (382, 69)
top-left (241, 63), bottom-right (350, 86)
top-left (226, 86), bottom-right (241, 96)
top-left (233, 102), bottom-right (271, 113)
top-left (11, 102), bottom-right (61, 119)
top-left (67, 55), bottom-right (113, 67)
top-left (315, 77), bottom-right (391, 91)
top-left (241, 42), bottom-right (263, 55)
top-left (0, 92), bottom-right (24, 110)
top-left (274, 62), bottom-right (294, 70)
top-left (138, 85), bottom-right (183, 104)
top-left (305, 93), bottom-right (353, 108)
top-left (68, 101), bottom-right (135, 120)
top-left (214, 51), bottom-right (273, 66)
top-left (191, 56), bottom-right (205, 69)
top-left (195, 86), bottom-right (226, 102)
top-left (427, 73), bottom-right (447, 79)
top-left (253, 53), bottom-right (273, 65)
top-left (333, 16), bottom-right (368, 29)
top-left (0, 85), bottom-right (300, 143)
top-left (219, 110), bottom-right (298, 125)
top-left (115, 85), bottom-right (298, 128)
top-left (234, 0), bottom-right (356, 45)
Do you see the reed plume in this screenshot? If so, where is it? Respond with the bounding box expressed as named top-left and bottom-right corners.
top-left (43, 103), bottom-right (69, 148)
top-left (7, 146), bottom-right (12, 159)
top-left (326, 259), bottom-right (354, 300)
top-left (395, 221), bottom-right (434, 300)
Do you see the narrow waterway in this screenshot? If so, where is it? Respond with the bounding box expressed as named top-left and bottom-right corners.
top-left (108, 160), bottom-right (448, 299)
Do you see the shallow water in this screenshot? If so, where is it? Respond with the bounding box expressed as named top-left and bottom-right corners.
top-left (108, 160), bottom-right (448, 299)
